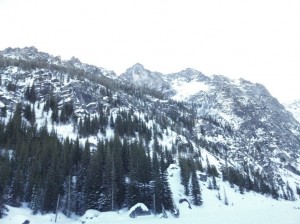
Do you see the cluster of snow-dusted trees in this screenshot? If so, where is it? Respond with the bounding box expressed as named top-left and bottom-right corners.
top-left (0, 102), bottom-right (203, 218)
top-left (0, 119), bottom-right (163, 216)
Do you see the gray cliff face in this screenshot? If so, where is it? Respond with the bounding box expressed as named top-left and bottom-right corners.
top-left (1, 47), bottom-right (300, 190)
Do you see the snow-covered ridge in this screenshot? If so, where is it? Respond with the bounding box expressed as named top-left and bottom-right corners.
top-left (0, 46), bottom-right (117, 80)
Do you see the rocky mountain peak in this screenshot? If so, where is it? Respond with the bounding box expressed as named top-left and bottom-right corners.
top-left (68, 56), bottom-right (82, 65)
top-left (129, 62), bottom-right (145, 71)
top-left (120, 63), bottom-right (171, 92)
top-left (175, 68), bottom-right (209, 82)
top-left (123, 63), bottom-right (149, 77)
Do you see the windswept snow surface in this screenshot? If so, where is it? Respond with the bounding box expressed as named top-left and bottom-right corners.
top-left (3, 164), bottom-right (300, 224)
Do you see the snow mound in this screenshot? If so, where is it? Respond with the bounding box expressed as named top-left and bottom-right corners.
top-left (128, 203), bottom-right (151, 218)
top-left (128, 203), bottom-right (149, 214)
top-left (80, 209), bottom-right (101, 221)
top-left (2, 205), bottom-right (72, 224)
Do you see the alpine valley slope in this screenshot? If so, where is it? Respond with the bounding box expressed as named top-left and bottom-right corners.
top-left (0, 47), bottom-right (300, 222)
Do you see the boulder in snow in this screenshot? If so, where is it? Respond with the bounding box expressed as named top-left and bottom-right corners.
top-left (129, 203), bottom-right (151, 218)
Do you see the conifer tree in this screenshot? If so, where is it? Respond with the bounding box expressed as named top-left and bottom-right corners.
top-left (30, 183), bottom-right (42, 214)
top-left (296, 186), bottom-right (300, 197)
top-left (1, 104), bottom-right (7, 117)
top-left (29, 84), bottom-right (37, 103)
top-left (207, 178), bottom-right (213, 190)
top-left (286, 181), bottom-right (295, 200)
top-left (98, 140), bottom-right (116, 211)
top-left (0, 152), bottom-right (10, 218)
top-left (154, 154), bottom-right (174, 212)
top-left (245, 173), bottom-right (253, 192)
top-left (51, 106), bottom-right (59, 124)
top-left (42, 139), bottom-right (62, 213)
top-left (224, 188), bottom-right (229, 205)
top-left (85, 142), bottom-right (104, 210)
top-left (24, 104), bottom-right (32, 122)
top-left (190, 169), bottom-right (203, 206)
top-left (216, 190), bottom-right (222, 200)
top-left (212, 175), bottom-right (218, 190)
top-left (25, 85), bottom-right (30, 101)
top-left (75, 139), bottom-right (90, 214)
top-left (9, 167), bottom-right (23, 207)
top-left (5, 103), bottom-right (23, 147)
top-left (122, 138), bottom-right (130, 173)
top-left (271, 181), bottom-right (279, 200)
top-left (30, 106), bottom-right (36, 126)
top-left (179, 157), bottom-right (191, 195)
top-left (25, 84), bottom-right (37, 103)
top-left (112, 134), bottom-right (126, 209)
top-left (126, 139), bottom-right (152, 208)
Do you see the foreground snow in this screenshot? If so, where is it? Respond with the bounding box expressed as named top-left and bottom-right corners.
top-left (3, 197), bottom-right (300, 224)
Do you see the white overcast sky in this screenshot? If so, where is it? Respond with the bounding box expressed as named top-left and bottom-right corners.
top-left (0, 0), bottom-right (300, 102)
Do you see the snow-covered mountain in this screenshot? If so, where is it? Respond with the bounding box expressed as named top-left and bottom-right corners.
top-left (122, 63), bottom-right (300, 178)
top-left (1, 47), bottom-right (300, 222)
